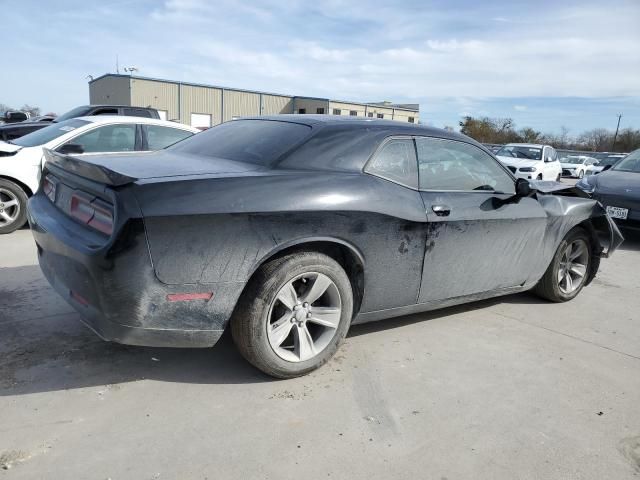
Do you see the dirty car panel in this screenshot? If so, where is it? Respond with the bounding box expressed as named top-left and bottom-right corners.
top-left (27, 116), bottom-right (623, 349)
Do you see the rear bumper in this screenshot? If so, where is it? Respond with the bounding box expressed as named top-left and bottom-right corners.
top-left (27, 193), bottom-right (237, 348)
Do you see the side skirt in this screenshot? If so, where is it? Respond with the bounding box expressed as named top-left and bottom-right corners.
top-left (352, 284), bottom-right (535, 325)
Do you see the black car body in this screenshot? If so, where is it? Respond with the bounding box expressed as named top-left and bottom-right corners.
top-left (0, 105), bottom-right (160, 141)
top-left (27, 116), bottom-right (623, 376)
top-left (577, 148), bottom-right (640, 230)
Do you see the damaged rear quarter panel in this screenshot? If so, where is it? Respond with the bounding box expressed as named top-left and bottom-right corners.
top-left (135, 171), bottom-right (428, 313)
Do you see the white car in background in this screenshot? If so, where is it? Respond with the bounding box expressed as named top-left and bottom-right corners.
top-left (495, 143), bottom-right (562, 181)
top-left (560, 155), bottom-right (599, 178)
top-left (0, 116), bottom-right (198, 234)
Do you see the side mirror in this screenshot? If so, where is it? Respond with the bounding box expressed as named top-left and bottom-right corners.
top-left (58, 143), bottom-right (84, 154)
top-left (515, 178), bottom-right (533, 197)
top-left (602, 164), bottom-right (612, 172)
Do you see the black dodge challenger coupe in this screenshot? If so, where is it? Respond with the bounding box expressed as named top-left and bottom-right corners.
top-left (27, 116), bottom-right (623, 378)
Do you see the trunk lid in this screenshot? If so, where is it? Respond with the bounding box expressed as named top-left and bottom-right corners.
top-left (43, 149), bottom-right (262, 186)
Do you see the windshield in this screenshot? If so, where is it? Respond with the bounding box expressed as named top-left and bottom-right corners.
top-left (564, 157), bottom-right (585, 164)
top-left (12, 119), bottom-right (90, 147)
top-left (169, 119), bottom-right (312, 165)
top-left (54, 106), bottom-right (91, 123)
top-left (612, 149), bottom-right (640, 173)
top-left (496, 145), bottom-right (542, 160)
top-left (598, 155), bottom-right (624, 166)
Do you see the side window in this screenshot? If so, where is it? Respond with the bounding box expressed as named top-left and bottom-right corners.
top-left (124, 108), bottom-right (152, 118)
top-left (552, 148), bottom-right (558, 161)
top-left (64, 124), bottom-right (136, 153)
top-left (92, 108), bottom-right (118, 116)
top-left (416, 137), bottom-right (515, 193)
top-left (365, 138), bottom-right (418, 189)
top-left (145, 125), bottom-right (193, 150)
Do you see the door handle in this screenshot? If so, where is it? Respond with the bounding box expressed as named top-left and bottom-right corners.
top-left (431, 204), bottom-right (451, 217)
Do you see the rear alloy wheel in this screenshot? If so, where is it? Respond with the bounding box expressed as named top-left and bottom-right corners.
top-left (534, 228), bottom-right (591, 302)
top-left (231, 251), bottom-right (353, 378)
top-left (578, 170), bottom-right (584, 179)
top-left (0, 179), bottom-right (29, 235)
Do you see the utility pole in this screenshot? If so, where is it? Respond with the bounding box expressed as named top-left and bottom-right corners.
top-left (612, 113), bottom-right (622, 151)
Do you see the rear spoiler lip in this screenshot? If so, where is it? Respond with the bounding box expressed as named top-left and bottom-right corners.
top-left (43, 148), bottom-right (137, 187)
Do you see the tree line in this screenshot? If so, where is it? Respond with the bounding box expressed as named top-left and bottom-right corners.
top-left (457, 116), bottom-right (639, 153)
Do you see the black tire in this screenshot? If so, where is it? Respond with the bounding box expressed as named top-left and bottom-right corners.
top-left (556, 174), bottom-right (561, 182)
top-left (537, 174), bottom-right (543, 180)
top-left (578, 170), bottom-right (584, 179)
top-left (231, 251), bottom-right (353, 378)
top-left (0, 179), bottom-right (29, 235)
top-left (534, 228), bottom-right (591, 302)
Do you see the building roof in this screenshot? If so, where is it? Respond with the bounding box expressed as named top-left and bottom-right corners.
top-left (89, 74), bottom-right (419, 113)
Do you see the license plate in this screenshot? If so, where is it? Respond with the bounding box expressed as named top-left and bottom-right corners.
top-left (606, 206), bottom-right (628, 219)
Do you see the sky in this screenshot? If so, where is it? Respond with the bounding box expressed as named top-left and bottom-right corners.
top-left (2, 0), bottom-right (639, 134)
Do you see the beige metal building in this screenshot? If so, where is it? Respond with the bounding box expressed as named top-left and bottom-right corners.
top-left (89, 74), bottom-right (419, 128)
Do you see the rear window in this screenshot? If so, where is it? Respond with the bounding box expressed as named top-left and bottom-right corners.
top-left (54, 106), bottom-right (91, 122)
top-left (168, 119), bottom-right (312, 165)
top-left (12, 119), bottom-right (90, 147)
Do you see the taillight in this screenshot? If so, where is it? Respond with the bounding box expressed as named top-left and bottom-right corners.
top-left (70, 193), bottom-right (114, 235)
top-left (43, 175), bottom-right (57, 202)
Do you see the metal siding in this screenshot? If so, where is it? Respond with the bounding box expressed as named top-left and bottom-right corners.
top-left (89, 76), bottom-right (131, 105)
top-left (329, 101), bottom-right (366, 116)
top-left (293, 98), bottom-right (328, 114)
top-left (262, 95), bottom-right (294, 115)
top-left (180, 85), bottom-right (223, 126)
top-left (131, 79), bottom-right (179, 121)
top-left (223, 91), bottom-right (260, 122)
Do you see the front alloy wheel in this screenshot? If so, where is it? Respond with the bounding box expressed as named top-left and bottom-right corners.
top-left (534, 228), bottom-right (591, 302)
top-left (557, 239), bottom-right (588, 294)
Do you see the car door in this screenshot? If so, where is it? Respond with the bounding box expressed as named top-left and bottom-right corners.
top-left (415, 136), bottom-right (548, 303)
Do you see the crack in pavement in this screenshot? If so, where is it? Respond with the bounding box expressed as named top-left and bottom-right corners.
top-left (493, 311), bottom-right (640, 361)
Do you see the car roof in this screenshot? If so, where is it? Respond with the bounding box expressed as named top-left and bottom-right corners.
top-left (240, 114), bottom-right (474, 143)
top-left (76, 116), bottom-right (199, 131)
top-left (503, 143), bottom-right (548, 148)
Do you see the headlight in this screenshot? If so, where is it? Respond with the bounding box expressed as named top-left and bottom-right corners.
top-left (576, 177), bottom-right (595, 194)
top-left (519, 167), bottom-right (537, 172)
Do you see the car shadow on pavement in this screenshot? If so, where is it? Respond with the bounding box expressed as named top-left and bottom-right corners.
top-left (0, 264), bottom-right (272, 396)
top-left (619, 228), bottom-right (640, 251)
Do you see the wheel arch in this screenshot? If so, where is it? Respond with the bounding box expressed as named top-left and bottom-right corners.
top-left (247, 237), bottom-right (366, 318)
top-left (0, 175), bottom-right (34, 197)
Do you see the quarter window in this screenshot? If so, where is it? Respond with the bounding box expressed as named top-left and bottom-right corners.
top-left (365, 138), bottom-right (418, 189)
top-left (416, 137), bottom-right (514, 193)
top-left (64, 124), bottom-right (136, 153)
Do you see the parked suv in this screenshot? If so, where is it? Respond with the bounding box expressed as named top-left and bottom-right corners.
top-left (495, 143), bottom-right (562, 181)
top-left (0, 105), bottom-right (161, 142)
